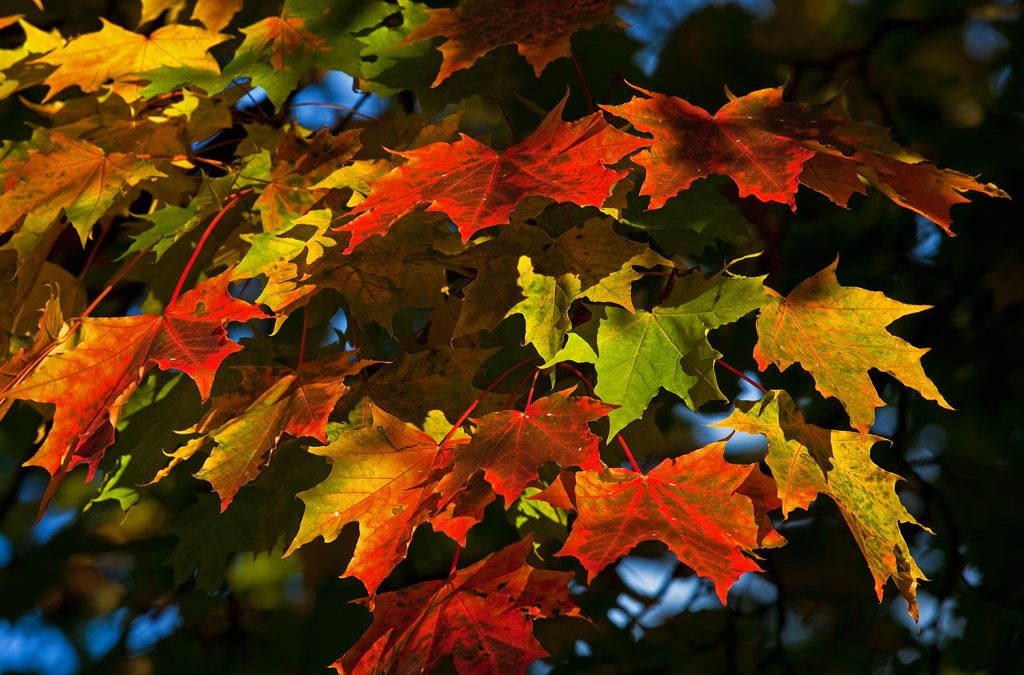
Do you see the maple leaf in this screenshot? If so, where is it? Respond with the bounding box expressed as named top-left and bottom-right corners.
top-left (604, 85), bottom-right (816, 209)
top-left (191, 0), bottom-right (243, 32)
top-left (128, 175), bottom-right (245, 263)
top-left (820, 150), bottom-right (1007, 235)
top-left (753, 258), bottom-right (951, 434)
top-left (245, 128), bottom-right (362, 233)
top-left (405, 0), bottom-right (613, 85)
top-left (506, 256), bottom-right (581, 363)
top-left (339, 97), bottom-right (647, 251)
top-left (365, 345), bottom-right (500, 425)
top-left (559, 269), bottom-right (771, 437)
top-left (713, 391), bottom-right (929, 620)
top-left (207, 0), bottom-right (395, 107)
top-left (541, 441), bottom-right (769, 602)
top-left (451, 219), bottom-right (671, 338)
top-left (286, 402), bottom-right (453, 596)
top-left (605, 85), bottom-right (1006, 230)
top-left (251, 213), bottom-right (449, 335)
top-left (34, 19), bottom-right (227, 101)
top-left (0, 132), bottom-right (164, 247)
top-left (5, 271), bottom-right (265, 478)
top-left (335, 537), bottom-right (578, 675)
top-left (0, 18), bottom-right (63, 99)
top-left (160, 354), bottom-right (372, 510)
top-left (437, 387), bottom-right (613, 504)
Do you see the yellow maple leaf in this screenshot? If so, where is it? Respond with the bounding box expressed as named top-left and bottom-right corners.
top-left (754, 258), bottom-right (952, 433)
top-left (0, 132), bottom-right (164, 245)
top-left (35, 18), bottom-right (227, 101)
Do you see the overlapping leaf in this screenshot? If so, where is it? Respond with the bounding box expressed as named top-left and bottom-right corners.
top-left (35, 19), bottom-right (227, 101)
top-left (605, 85), bottom-right (1006, 229)
top-left (287, 403), bottom-right (457, 595)
top-left (4, 271), bottom-right (264, 478)
top-left (0, 132), bottom-right (164, 247)
top-left (335, 537), bottom-right (578, 675)
top-left (159, 354), bottom-right (372, 510)
top-left (438, 387), bottom-right (613, 504)
top-left (221, 0), bottom-right (396, 106)
top-left (714, 391), bottom-right (929, 619)
top-left (405, 0), bottom-right (613, 85)
top-left (539, 441), bottom-right (774, 602)
top-left (506, 256), bottom-right (581, 363)
top-left (554, 269), bottom-right (772, 437)
top-left (753, 258), bottom-right (951, 433)
top-left (605, 85), bottom-right (815, 208)
top-left (451, 218), bottom-right (670, 338)
top-left (340, 97), bottom-right (647, 250)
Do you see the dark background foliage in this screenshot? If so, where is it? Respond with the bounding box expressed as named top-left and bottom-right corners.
top-left (0, 0), bottom-right (1021, 673)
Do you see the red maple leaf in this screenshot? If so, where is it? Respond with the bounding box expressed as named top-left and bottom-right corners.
top-left (603, 84), bottom-right (815, 209)
top-left (5, 270), bottom-right (265, 478)
top-left (339, 97), bottom-right (646, 251)
top-left (437, 388), bottom-right (613, 504)
top-left (605, 84), bottom-right (1006, 229)
top-left (405, 0), bottom-right (613, 85)
top-left (540, 441), bottom-right (772, 602)
top-left (335, 537), bottom-right (578, 675)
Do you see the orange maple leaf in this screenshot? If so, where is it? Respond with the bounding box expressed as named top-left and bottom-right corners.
top-left (0, 133), bottom-right (164, 244)
top-left (286, 403), bottom-right (457, 596)
top-left (542, 441), bottom-right (772, 602)
top-left (340, 97), bottom-right (646, 251)
top-left (5, 270), bottom-right (265, 478)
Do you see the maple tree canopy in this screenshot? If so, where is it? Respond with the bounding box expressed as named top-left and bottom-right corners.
top-left (0, 0), bottom-right (1016, 673)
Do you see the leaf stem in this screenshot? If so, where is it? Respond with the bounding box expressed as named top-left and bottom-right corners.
top-left (77, 221), bottom-right (112, 281)
top-left (601, 70), bottom-right (625, 103)
top-left (616, 435), bottom-right (642, 474)
top-left (571, 52), bottom-right (596, 113)
top-left (525, 370), bottom-right (540, 407)
top-left (290, 99), bottom-right (377, 123)
top-left (561, 203), bottom-right (577, 229)
top-left (337, 92), bottom-right (372, 129)
top-left (135, 153), bottom-right (232, 171)
top-left (449, 545), bottom-right (461, 578)
top-left (493, 96), bottom-right (521, 142)
top-left (715, 359), bottom-right (768, 395)
top-left (169, 189), bottom-right (252, 304)
top-left (297, 307), bottom-right (310, 369)
top-left (75, 248), bottom-right (150, 326)
top-left (504, 368), bottom-right (539, 409)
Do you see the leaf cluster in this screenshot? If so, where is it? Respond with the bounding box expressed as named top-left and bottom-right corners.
top-left (0, 1), bottom-right (1012, 673)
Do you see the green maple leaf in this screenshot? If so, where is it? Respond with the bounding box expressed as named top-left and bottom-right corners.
top-left (552, 269), bottom-right (772, 437)
top-left (506, 256), bottom-right (580, 363)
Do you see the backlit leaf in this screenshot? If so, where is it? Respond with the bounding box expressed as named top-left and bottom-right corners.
top-left (753, 258), bottom-right (951, 433)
